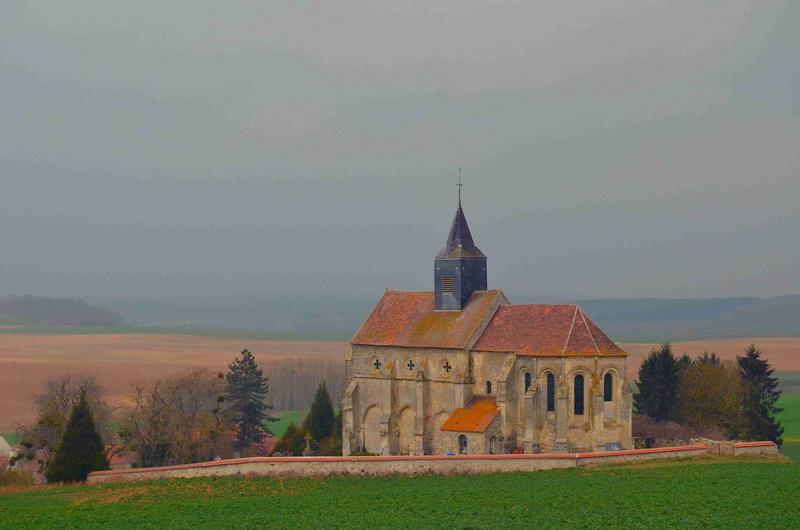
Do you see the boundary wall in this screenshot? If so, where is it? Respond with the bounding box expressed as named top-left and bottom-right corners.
top-left (87, 441), bottom-right (777, 484)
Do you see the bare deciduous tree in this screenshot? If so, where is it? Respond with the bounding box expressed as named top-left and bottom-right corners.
top-left (119, 369), bottom-right (231, 467)
top-left (21, 374), bottom-right (112, 456)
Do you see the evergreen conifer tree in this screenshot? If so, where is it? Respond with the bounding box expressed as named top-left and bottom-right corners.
top-left (318, 410), bottom-right (343, 456)
top-left (226, 349), bottom-right (272, 452)
top-left (634, 343), bottom-right (683, 422)
top-left (302, 381), bottom-right (335, 442)
top-left (738, 345), bottom-right (783, 445)
top-left (45, 390), bottom-right (109, 483)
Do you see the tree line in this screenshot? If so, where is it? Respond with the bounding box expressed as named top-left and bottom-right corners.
top-left (634, 344), bottom-right (783, 445)
top-left (261, 356), bottom-right (344, 411)
top-left (16, 349), bottom-right (342, 483)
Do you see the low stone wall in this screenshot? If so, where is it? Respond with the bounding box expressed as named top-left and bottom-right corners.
top-left (87, 444), bottom-right (737, 484)
top-left (732, 441), bottom-right (780, 457)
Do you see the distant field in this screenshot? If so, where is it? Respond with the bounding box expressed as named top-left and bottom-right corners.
top-left (1, 333), bottom-right (798, 432)
top-left (1, 445), bottom-right (797, 528)
top-left (0, 333), bottom-right (347, 431)
top-left (621, 337), bottom-right (800, 374)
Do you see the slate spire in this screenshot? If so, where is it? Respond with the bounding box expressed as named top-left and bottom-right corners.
top-left (436, 201), bottom-right (485, 259)
top-left (434, 175), bottom-right (487, 311)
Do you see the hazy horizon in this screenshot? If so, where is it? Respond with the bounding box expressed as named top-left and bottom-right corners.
top-left (2, 1), bottom-right (799, 299)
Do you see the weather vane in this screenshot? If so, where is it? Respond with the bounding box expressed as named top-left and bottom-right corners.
top-left (457, 166), bottom-right (463, 204)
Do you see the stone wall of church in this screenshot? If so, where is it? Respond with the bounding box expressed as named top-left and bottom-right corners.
top-left (440, 415), bottom-right (503, 455)
top-left (344, 344), bottom-right (474, 455)
top-left (344, 343), bottom-right (633, 456)
top-left (471, 353), bottom-right (632, 453)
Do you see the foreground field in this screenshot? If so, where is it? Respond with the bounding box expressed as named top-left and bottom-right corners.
top-left (1, 444), bottom-right (797, 529)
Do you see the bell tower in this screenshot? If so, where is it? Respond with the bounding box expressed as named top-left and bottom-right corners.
top-left (434, 174), bottom-right (487, 311)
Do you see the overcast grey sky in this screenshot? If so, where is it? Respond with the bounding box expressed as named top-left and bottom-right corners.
top-left (1, 1), bottom-right (798, 298)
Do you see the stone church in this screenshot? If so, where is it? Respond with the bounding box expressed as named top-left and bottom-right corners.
top-left (342, 193), bottom-right (632, 456)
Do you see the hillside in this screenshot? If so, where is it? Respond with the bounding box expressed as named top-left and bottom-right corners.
top-left (572, 295), bottom-right (800, 341)
top-left (87, 293), bottom-right (800, 342)
top-left (0, 296), bottom-right (122, 327)
top-left (3, 292), bottom-right (799, 342)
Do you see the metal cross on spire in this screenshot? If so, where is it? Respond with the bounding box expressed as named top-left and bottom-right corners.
top-left (457, 166), bottom-right (463, 206)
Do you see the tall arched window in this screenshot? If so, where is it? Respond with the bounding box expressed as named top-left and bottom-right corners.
top-left (524, 372), bottom-right (532, 393)
top-left (546, 373), bottom-right (555, 412)
top-left (574, 374), bottom-right (585, 415)
top-left (486, 381), bottom-right (492, 394)
top-left (604, 373), bottom-right (613, 402)
top-left (458, 434), bottom-right (468, 454)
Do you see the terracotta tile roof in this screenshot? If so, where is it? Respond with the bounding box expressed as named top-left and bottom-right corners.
top-left (440, 395), bottom-right (498, 433)
top-left (472, 304), bottom-right (627, 357)
top-left (351, 290), bottom-right (502, 349)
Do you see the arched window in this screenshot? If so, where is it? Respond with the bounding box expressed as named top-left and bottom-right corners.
top-left (524, 372), bottom-right (532, 393)
top-left (458, 434), bottom-right (468, 454)
top-left (574, 374), bottom-right (585, 415)
top-left (604, 373), bottom-right (613, 402)
top-left (546, 373), bottom-right (555, 412)
top-left (489, 436), bottom-right (497, 454)
top-left (486, 381), bottom-right (492, 394)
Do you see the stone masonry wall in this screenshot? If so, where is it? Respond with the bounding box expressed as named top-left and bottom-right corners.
top-left (86, 442), bottom-right (778, 485)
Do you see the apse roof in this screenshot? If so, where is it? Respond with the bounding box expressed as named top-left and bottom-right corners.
top-left (472, 304), bottom-right (627, 357)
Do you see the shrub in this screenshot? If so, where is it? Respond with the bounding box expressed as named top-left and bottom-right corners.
top-left (0, 468), bottom-right (35, 487)
top-left (632, 414), bottom-right (726, 447)
top-left (271, 423), bottom-right (305, 456)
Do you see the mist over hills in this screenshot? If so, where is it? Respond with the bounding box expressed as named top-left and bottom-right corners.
top-left (92, 292), bottom-right (800, 342)
top-left (0, 295), bottom-right (122, 326)
top-left (3, 292), bottom-right (799, 342)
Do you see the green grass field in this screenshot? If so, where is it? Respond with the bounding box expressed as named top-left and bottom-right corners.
top-left (778, 393), bottom-right (800, 441)
top-left (1, 444), bottom-right (797, 529)
top-left (0, 432), bottom-right (21, 446)
top-left (266, 410), bottom-right (306, 438)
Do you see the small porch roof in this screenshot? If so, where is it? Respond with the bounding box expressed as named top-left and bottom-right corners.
top-left (440, 395), bottom-right (498, 433)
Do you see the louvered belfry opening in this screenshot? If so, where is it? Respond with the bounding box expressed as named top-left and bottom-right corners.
top-left (441, 276), bottom-right (454, 293)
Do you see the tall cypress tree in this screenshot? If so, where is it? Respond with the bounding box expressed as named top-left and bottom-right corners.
top-left (226, 349), bottom-right (271, 452)
top-left (45, 390), bottom-right (109, 483)
top-left (738, 345), bottom-right (783, 445)
top-left (303, 381), bottom-right (335, 442)
top-left (634, 343), bottom-right (683, 422)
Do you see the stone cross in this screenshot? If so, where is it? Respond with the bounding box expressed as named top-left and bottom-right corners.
top-left (302, 432), bottom-right (313, 456)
